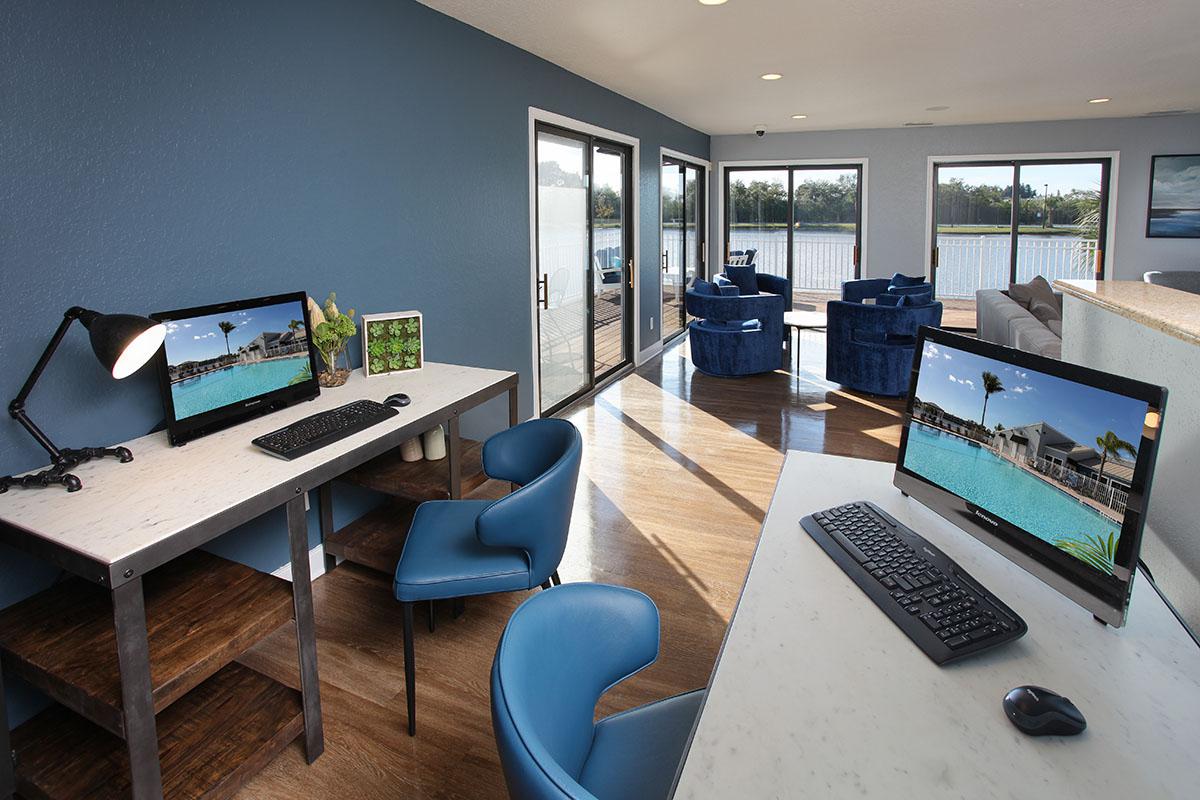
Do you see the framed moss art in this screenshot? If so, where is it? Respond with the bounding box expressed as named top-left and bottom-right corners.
top-left (361, 311), bottom-right (424, 377)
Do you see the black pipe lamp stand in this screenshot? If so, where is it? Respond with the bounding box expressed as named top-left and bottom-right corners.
top-left (0, 307), bottom-right (166, 493)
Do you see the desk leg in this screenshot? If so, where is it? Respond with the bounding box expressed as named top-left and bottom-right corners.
top-left (317, 482), bottom-right (336, 573)
top-left (1, 657), bottom-right (13, 800)
top-left (287, 495), bottom-right (324, 763)
top-left (508, 384), bottom-right (519, 493)
top-left (112, 578), bottom-right (163, 800)
top-left (447, 416), bottom-right (462, 500)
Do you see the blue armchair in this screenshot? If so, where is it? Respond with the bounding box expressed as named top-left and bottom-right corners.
top-left (685, 279), bottom-right (785, 377)
top-left (827, 278), bottom-right (943, 396)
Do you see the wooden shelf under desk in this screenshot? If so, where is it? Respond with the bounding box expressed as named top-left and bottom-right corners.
top-left (325, 479), bottom-right (509, 575)
top-left (0, 550), bottom-right (293, 737)
top-left (11, 662), bottom-right (303, 800)
top-left (339, 438), bottom-right (489, 500)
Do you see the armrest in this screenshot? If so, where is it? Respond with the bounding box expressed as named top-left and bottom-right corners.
top-left (686, 291), bottom-right (783, 322)
top-left (755, 273), bottom-right (793, 311)
top-left (842, 278), bottom-right (891, 303)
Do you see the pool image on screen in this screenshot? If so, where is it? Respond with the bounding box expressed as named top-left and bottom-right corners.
top-left (162, 300), bottom-right (312, 420)
top-left (903, 340), bottom-right (1151, 577)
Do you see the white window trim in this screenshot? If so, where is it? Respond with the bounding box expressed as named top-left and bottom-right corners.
top-left (713, 157), bottom-right (870, 278)
top-left (923, 151), bottom-right (1120, 283)
top-left (653, 147), bottom-right (712, 356)
top-left (527, 107), bottom-right (640, 416)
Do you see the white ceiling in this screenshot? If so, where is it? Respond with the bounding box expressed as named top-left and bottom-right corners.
top-left (419, 0), bottom-right (1200, 136)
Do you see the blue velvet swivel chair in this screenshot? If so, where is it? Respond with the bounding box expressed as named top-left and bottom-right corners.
top-left (826, 276), bottom-right (943, 396)
top-left (394, 418), bottom-right (583, 735)
top-left (491, 583), bottom-right (704, 800)
top-left (683, 267), bottom-right (791, 377)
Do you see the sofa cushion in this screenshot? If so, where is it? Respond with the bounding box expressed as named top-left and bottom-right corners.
top-left (890, 272), bottom-right (926, 288)
top-left (1009, 275), bottom-right (1058, 311)
top-left (724, 265), bottom-right (758, 296)
top-left (1029, 298), bottom-right (1062, 326)
top-left (1046, 318), bottom-right (1063, 337)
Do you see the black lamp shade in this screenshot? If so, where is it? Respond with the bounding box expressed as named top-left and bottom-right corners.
top-left (80, 312), bottom-right (166, 379)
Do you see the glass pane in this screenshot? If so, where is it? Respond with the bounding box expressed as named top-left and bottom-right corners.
top-left (592, 145), bottom-right (625, 378)
top-left (537, 131), bottom-right (589, 410)
top-left (661, 161), bottom-right (685, 339)
top-left (1016, 163), bottom-right (1104, 285)
top-left (727, 169), bottom-right (788, 279)
top-left (935, 165), bottom-right (1014, 328)
top-left (792, 167), bottom-right (858, 314)
top-left (684, 164), bottom-right (701, 300)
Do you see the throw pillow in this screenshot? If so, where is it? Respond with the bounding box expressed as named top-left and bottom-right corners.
top-left (1009, 275), bottom-right (1058, 312)
top-left (899, 290), bottom-right (933, 307)
top-left (692, 278), bottom-right (719, 296)
top-left (887, 283), bottom-right (932, 296)
top-left (875, 293), bottom-right (903, 307)
top-left (890, 272), bottom-right (927, 288)
top-left (724, 265), bottom-right (758, 296)
top-left (1029, 298), bottom-right (1062, 326)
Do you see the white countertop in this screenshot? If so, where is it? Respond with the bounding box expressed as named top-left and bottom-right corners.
top-left (673, 451), bottom-right (1200, 799)
top-left (0, 362), bottom-right (514, 568)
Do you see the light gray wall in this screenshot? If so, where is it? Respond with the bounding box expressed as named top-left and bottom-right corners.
top-left (709, 114), bottom-right (1200, 281)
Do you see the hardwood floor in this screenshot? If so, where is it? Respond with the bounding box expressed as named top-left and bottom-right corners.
top-left (236, 331), bottom-right (905, 799)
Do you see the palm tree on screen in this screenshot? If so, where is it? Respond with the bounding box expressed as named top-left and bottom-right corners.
top-left (218, 320), bottom-right (237, 355)
top-left (1095, 431), bottom-right (1137, 482)
top-left (980, 371), bottom-right (1004, 427)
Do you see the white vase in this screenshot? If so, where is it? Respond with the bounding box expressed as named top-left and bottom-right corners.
top-left (400, 437), bottom-right (424, 462)
top-left (423, 426), bottom-right (446, 461)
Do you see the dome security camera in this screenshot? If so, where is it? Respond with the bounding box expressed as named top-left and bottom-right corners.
top-left (754, 126), bottom-right (766, 137)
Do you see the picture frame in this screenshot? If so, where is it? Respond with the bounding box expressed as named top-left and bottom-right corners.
top-left (361, 311), bottom-right (424, 377)
top-left (1146, 154), bottom-right (1200, 238)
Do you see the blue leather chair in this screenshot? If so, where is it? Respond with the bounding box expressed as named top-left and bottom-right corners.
top-left (491, 583), bottom-right (704, 800)
top-left (394, 418), bottom-right (583, 735)
top-left (826, 277), bottom-right (943, 396)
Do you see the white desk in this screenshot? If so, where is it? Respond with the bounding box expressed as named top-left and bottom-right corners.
top-left (673, 452), bottom-right (1200, 799)
top-left (0, 362), bottom-right (516, 800)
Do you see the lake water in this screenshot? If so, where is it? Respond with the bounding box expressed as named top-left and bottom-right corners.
top-left (171, 356), bottom-right (310, 419)
top-left (903, 423), bottom-right (1119, 570)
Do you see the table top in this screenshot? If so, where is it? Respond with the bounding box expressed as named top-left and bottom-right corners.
top-left (0, 362), bottom-right (515, 581)
top-left (673, 451), bottom-right (1200, 799)
top-left (783, 310), bottom-right (828, 328)
top-left (1056, 279), bottom-right (1200, 347)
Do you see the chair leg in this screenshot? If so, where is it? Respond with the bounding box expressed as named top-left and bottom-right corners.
top-left (540, 579), bottom-right (552, 590)
top-left (402, 602), bottom-right (416, 736)
top-left (550, 570), bottom-right (562, 586)
top-left (428, 599), bottom-right (436, 633)
top-left (452, 597), bottom-right (465, 619)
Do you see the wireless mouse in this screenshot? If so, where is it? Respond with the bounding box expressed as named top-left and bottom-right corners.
top-left (1002, 685), bottom-right (1086, 736)
top-left (384, 393), bottom-right (411, 408)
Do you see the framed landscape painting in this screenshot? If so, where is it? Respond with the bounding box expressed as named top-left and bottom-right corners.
top-left (1147, 154), bottom-right (1200, 238)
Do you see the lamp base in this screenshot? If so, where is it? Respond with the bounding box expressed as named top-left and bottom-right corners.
top-left (0, 446), bottom-right (133, 494)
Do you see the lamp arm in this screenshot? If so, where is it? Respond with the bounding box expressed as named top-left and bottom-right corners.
top-left (8, 307), bottom-right (89, 463)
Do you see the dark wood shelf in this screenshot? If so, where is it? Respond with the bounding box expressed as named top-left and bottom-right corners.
top-left (339, 438), bottom-right (490, 500)
top-left (11, 662), bottom-right (303, 800)
top-left (0, 550), bottom-right (293, 736)
top-left (325, 480), bottom-right (509, 575)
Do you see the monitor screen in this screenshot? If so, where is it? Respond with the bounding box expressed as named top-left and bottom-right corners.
top-left (152, 292), bottom-right (320, 444)
top-left (894, 328), bottom-right (1166, 626)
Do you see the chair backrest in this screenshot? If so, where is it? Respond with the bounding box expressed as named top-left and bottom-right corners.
top-left (491, 583), bottom-right (660, 800)
top-left (1144, 270), bottom-right (1200, 294)
top-left (476, 419), bottom-right (583, 585)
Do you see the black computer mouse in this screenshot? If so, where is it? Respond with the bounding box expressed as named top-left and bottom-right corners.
top-left (384, 393), bottom-right (411, 408)
top-left (1002, 685), bottom-right (1086, 736)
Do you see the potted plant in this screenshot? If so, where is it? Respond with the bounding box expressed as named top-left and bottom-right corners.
top-left (361, 311), bottom-right (423, 377)
top-left (308, 293), bottom-right (357, 387)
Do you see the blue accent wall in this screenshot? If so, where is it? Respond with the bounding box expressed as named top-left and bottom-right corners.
top-left (0, 0), bottom-right (708, 730)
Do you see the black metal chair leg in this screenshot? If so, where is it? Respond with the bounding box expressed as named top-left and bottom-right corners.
top-left (452, 597), bottom-right (465, 619)
top-left (551, 570), bottom-right (562, 586)
top-left (402, 602), bottom-right (416, 736)
top-left (428, 599), bottom-right (436, 633)
top-left (540, 579), bottom-right (552, 590)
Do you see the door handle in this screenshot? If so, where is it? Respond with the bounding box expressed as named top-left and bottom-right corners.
top-left (627, 258), bottom-right (634, 289)
top-left (662, 251), bottom-right (669, 273)
top-left (538, 274), bottom-right (549, 310)
top-left (1094, 248), bottom-right (1103, 280)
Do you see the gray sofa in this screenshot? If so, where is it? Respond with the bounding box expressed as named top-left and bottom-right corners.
top-left (1144, 270), bottom-right (1200, 294)
top-left (976, 289), bottom-right (1062, 359)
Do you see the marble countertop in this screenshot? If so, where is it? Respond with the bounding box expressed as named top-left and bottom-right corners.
top-left (1055, 280), bottom-right (1200, 346)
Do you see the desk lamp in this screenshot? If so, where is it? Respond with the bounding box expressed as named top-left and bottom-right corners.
top-left (0, 306), bottom-right (166, 493)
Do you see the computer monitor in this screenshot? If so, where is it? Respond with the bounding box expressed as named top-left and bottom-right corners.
top-left (150, 292), bottom-right (321, 445)
top-left (894, 327), bottom-right (1167, 627)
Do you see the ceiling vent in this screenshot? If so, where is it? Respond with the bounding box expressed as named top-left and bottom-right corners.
top-left (903, 122), bottom-right (934, 127)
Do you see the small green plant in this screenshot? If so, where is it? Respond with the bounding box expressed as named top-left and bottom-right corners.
top-left (309, 293), bottom-right (356, 383)
top-left (1053, 531), bottom-right (1118, 574)
top-left (365, 313), bottom-right (422, 375)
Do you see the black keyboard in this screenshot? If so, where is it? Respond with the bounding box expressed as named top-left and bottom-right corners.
top-left (252, 399), bottom-right (398, 460)
top-left (801, 501), bottom-right (1027, 664)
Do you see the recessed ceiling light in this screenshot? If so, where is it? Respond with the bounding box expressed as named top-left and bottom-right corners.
top-left (791, 114), bottom-right (808, 119)
top-left (926, 105), bottom-right (950, 112)
top-left (698, 0), bottom-right (728, 5)
top-left (760, 73), bottom-right (783, 81)
top-left (1088, 97), bottom-right (1111, 104)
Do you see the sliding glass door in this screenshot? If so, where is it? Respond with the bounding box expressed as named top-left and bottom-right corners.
top-left (535, 124), bottom-right (633, 414)
top-left (661, 157), bottom-right (704, 341)
top-left (725, 164), bottom-right (862, 313)
top-left (932, 158), bottom-right (1109, 330)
